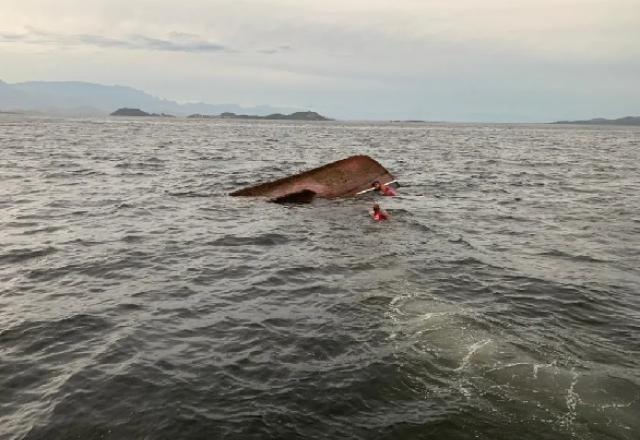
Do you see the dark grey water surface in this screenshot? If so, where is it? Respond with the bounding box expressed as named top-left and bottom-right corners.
top-left (1, 116), bottom-right (639, 439)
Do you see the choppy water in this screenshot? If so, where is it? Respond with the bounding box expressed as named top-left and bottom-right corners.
top-left (1, 115), bottom-right (639, 439)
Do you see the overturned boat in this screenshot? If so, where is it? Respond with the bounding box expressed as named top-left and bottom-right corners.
top-left (230, 155), bottom-right (395, 203)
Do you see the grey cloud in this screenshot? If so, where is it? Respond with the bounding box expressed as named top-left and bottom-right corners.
top-left (258, 45), bottom-right (293, 55)
top-left (0, 28), bottom-right (227, 53)
top-left (0, 32), bottom-right (28, 42)
top-left (75, 34), bottom-right (132, 49)
top-left (127, 34), bottom-right (226, 52)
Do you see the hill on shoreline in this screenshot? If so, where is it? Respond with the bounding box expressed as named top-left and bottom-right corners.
top-left (111, 108), bottom-right (330, 121)
top-left (110, 108), bottom-right (174, 117)
top-left (188, 111), bottom-right (330, 121)
top-left (553, 116), bottom-right (640, 126)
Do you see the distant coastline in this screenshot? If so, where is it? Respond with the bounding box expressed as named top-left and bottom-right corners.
top-left (110, 108), bottom-right (174, 117)
top-left (110, 108), bottom-right (330, 121)
top-left (552, 116), bottom-right (640, 126)
top-left (188, 111), bottom-right (331, 121)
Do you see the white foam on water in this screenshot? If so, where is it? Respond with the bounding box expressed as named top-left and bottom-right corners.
top-left (599, 402), bottom-right (633, 409)
top-left (533, 361), bottom-right (556, 379)
top-left (557, 369), bottom-right (581, 431)
top-left (455, 339), bottom-right (493, 372)
top-left (386, 289), bottom-right (640, 436)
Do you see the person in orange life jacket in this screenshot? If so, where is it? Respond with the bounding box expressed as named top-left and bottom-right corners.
top-left (372, 203), bottom-right (389, 222)
top-left (372, 180), bottom-right (397, 196)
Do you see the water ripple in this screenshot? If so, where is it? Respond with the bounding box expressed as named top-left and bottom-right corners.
top-left (1, 116), bottom-right (639, 439)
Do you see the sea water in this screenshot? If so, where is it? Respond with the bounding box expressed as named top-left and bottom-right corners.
top-left (1, 116), bottom-right (639, 439)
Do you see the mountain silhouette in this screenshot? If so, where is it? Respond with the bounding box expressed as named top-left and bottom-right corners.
top-left (0, 79), bottom-right (299, 116)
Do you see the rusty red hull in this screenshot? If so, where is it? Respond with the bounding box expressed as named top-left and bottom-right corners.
top-left (230, 155), bottom-right (395, 202)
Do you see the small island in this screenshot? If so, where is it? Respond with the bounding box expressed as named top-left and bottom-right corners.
top-left (111, 108), bottom-right (174, 117)
top-left (553, 116), bottom-right (640, 126)
top-left (188, 111), bottom-right (331, 121)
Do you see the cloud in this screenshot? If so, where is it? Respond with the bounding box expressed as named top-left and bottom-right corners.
top-left (1, 0), bottom-right (638, 121)
top-left (0, 28), bottom-right (227, 53)
top-left (0, 32), bottom-right (28, 42)
top-left (258, 45), bottom-right (293, 55)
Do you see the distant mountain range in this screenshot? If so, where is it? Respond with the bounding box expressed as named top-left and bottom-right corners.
top-left (553, 116), bottom-right (640, 126)
top-left (0, 79), bottom-right (300, 116)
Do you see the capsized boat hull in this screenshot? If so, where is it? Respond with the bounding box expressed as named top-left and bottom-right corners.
top-left (230, 155), bottom-right (395, 202)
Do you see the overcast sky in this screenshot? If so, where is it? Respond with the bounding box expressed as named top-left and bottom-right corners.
top-left (1, 0), bottom-right (639, 121)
